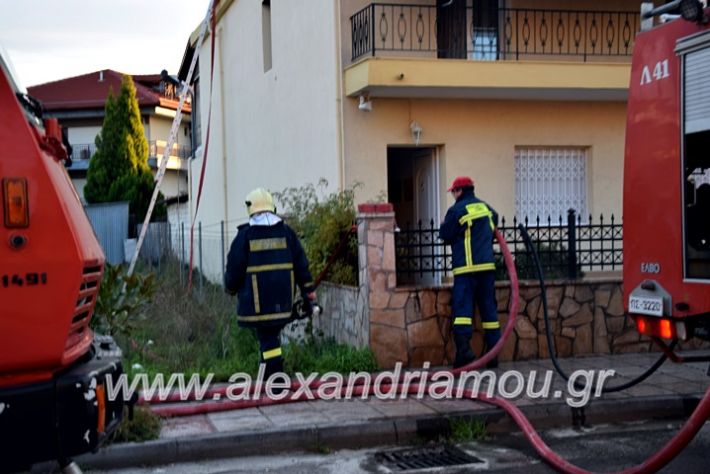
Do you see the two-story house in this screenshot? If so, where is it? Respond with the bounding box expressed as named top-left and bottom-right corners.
top-left (181, 0), bottom-right (659, 280)
top-left (28, 70), bottom-right (193, 217)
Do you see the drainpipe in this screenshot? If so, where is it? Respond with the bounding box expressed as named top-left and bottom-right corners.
top-left (217, 26), bottom-right (229, 234)
top-left (334, 0), bottom-right (346, 191)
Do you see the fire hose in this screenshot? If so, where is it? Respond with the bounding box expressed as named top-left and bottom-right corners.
top-left (518, 225), bottom-right (678, 393)
top-left (141, 228), bottom-right (710, 473)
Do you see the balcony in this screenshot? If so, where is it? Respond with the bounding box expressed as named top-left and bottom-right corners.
top-left (67, 141), bottom-right (191, 171)
top-left (351, 4), bottom-right (639, 62)
top-left (346, 3), bottom-right (639, 101)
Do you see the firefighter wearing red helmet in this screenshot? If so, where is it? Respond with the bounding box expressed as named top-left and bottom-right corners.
top-left (439, 176), bottom-right (500, 368)
top-left (224, 188), bottom-right (316, 377)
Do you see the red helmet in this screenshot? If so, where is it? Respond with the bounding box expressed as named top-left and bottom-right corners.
top-left (447, 176), bottom-right (474, 192)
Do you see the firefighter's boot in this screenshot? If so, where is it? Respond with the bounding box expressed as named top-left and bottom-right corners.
top-left (453, 332), bottom-right (475, 369)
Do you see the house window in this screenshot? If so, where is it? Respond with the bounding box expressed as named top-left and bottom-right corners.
top-left (515, 146), bottom-right (588, 223)
top-left (471, 0), bottom-right (498, 61)
top-left (192, 71), bottom-right (202, 152)
top-left (262, 0), bottom-right (272, 72)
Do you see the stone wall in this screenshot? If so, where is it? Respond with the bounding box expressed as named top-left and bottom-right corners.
top-left (356, 205), bottom-right (709, 369)
top-left (282, 282), bottom-right (366, 347)
top-left (314, 282), bottom-right (368, 347)
top-left (367, 278), bottom-right (710, 369)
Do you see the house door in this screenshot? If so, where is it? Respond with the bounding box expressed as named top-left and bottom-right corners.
top-left (388, 147), bottom-right (440, 286)
top-left (437, 0), bottom-right (467, 59)
top-left (413, 148), bottom-right (438, 232)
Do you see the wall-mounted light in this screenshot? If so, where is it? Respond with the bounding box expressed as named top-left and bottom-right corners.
top-left (410, 121), bottom-right (422, 146)
top-left (358, 94), bottom-right (372, 112)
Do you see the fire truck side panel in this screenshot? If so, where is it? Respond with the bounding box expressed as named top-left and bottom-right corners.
top-left (0, 64), bottom-right (103, 384)
top-left (624, 16), bottom-right (710, 319)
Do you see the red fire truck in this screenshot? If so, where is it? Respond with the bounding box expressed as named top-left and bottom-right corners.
top-left (0, 46), bottom-right (125, 472)
top-left (625, 1), bottom-right (710, 347)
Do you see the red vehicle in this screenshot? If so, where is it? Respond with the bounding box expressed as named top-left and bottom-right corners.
top-left (0, 47), bottom-right (124, 472)
top-left (624, 1), bottom-right (710, 345)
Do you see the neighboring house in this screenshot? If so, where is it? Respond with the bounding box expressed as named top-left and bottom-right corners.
top-left (28, 71), bottom-right (193, 227)
top-left (180, 0), bottom-right (660, 280)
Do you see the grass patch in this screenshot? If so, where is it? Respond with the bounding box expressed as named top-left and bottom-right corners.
top-left (109, 258), bottom-right (377, 443)
top-left (111, 406), bottom-right (161, 443)
top-left (448, 417), bottom-right (489, 443)
top-left (119, 258), bottom-right (378, 382)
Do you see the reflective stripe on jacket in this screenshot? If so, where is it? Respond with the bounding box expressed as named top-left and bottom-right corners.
top-left (224, 221), bottom-right (314, 328)
top-left (439, 190), bottom-right (499, 275)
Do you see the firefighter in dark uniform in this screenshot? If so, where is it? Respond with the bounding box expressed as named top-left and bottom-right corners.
top-left (224, 188), bottom-right (315, 377)
top-left (439, 176), bottom-right (500, 369)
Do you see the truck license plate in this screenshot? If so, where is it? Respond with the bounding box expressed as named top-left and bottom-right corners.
top-left (629, 295), bottom-right (663, 317)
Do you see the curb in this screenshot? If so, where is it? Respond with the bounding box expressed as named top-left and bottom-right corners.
top-left (74, 393), bottom-right (703, 470)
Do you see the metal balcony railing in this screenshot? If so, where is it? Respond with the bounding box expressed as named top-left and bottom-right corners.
top-left (149, 141), bottom-right (192, 160)
top-left (69, 140), bottom-right (192, 170)
top-left (351, 3), bottom-right (639, 62)
top-left (68, 141), bottom-right (192, 164)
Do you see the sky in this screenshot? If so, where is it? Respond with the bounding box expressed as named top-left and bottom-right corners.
top-left (0, 0), bottom-right (211, 88)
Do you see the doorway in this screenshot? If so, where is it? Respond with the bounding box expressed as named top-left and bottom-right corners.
top-left (436, 0), bottom-right (467, 59)
top-left (387, 147), bottom-right (441, 286)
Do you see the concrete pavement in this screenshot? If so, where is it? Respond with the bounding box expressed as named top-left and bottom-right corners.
top-left (74, 351), bottom-right (710, 470)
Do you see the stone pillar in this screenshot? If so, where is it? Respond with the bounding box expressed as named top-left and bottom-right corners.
top-left (357, 203), bottom-right (407, 368)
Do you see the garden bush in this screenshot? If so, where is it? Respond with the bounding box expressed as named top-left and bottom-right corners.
top-left (273, 179), bottom-right (359, 286)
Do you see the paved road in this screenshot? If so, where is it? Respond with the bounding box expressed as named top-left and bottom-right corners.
top-left (86, 419), bottom-right (710, 473)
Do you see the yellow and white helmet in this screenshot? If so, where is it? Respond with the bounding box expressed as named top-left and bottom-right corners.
top-left (245, 188), bottom-right (276, 216)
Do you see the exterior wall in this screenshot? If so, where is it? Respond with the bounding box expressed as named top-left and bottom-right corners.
top-left (160, 171), bottom-right (187, 200)
top-left (193, 0), bottom-right (342, 235)
top-left (343, 98), bottom-right (626, 220)
top-left (67, 125), bottom-right (102, 145)
top-left (72, 177), bottom-right (88, 204)
top-left (342, 0), bottom-right (645, 17)
top-left (147, 114), bottom-right (192, 149)
top-left (506, 0), bottom-right (653, 10)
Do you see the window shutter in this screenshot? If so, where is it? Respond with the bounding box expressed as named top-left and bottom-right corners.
top-left (685, 47), bottom-right (710, 134)
top-left (515, 147), bottom-right (588, 223)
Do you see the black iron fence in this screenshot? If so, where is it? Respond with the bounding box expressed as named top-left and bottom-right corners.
top-left (395, 209), bottom-right (622, 282)
top-left (351, 3), bottom-right (639, 62)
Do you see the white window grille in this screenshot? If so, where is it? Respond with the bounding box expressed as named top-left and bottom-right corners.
top-left (515, 147), bottom-right (588, 224)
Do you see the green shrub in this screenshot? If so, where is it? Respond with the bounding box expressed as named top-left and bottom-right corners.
top-left (111, 406), bottom-right (161, 443)
top-left (273, 180), bottom-right (359, 286)
top-left (448, 417), bottom-right (488, 442)
top-left (91, 264), bottom-right (156, 338)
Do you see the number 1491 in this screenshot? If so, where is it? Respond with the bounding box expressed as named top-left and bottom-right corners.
top-left (1, 273), bottom-right (48, 287)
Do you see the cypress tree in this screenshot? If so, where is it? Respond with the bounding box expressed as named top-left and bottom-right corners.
top-left (84, 74), bottom-right (166, 221)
